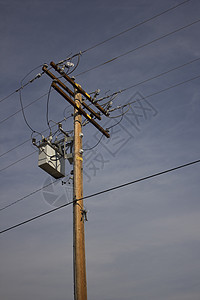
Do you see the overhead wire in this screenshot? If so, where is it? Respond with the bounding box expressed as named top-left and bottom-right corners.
top-left (0, 113), bottom-right (71, 159)
top-left (0, 91), bottom-right (48, 125)
top-left (1, 26), bottom-right (200, 159)
top-left (0, 54), bottom-right (78, 105)
top-left (0, 66), bottom-right (44, 104)
top-left (0, 115), bottom-right (73, 173)
top-left (81, 0), bottom-right (192, 54)
top-left (66, 53), bottom-right (81, 75)
top-left (96, 57), bottom-right (200, 102)
top-left (0, 151), bottom-right (37, 173)
top-left (102, 73), bottom-right (200, 112)
top-left (1, 54), bottom-right (199, 128)
top-left (19, 89), bottom-right (41, 134)
top-left (1, 72), bottom-right (200, 173)
top-left (0, 0), bottom-right (193, 105)
top-left (106, 113), bottom-right (124, 130)
top-left (76, 18), bottom-right (200, 77)
top-left (0, 90), bottom-right (18, 104)
top-left (46, 84), bottom-right (53, 134)
top-left (83, 134), bottom-right (104, 151)
top-left (107, 105), bottom-right (131, 119)
top-left (1, 16), bottom-right (199, 125)
top-left (105, 107), bottom-right (130, 131)
top-left (0, 179), bottom-right (58, 212)
top-left (0, 158), bottom-right (200, 235)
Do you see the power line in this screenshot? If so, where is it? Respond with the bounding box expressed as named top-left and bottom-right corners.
top-left (83, 134), bottom-right (104, 151)
top-left (46, 84), bottom-right (53, 134)
top-left (126, 74), bottom-right (200, 104)
top-left (122, 57), bottom-right (200, 93)
top-left (0, 55), bottom-right (77, 105)
top-left (0, 54), bottom-right (199, 130)
top-left (0, 92), bottom-right (48, 125)
top-left (77, 18), bottom-right (200, 77)
top-left (0, 0), bottom-right (192, 106)
top-left (19, 89), bottom-right (41, 134)
top-left (0, 138), bottom-right (31, 159)
top-left (81, 0), bottom-right (192, 54)
top-left (1, 19), bottom-right (199, 126)
top-left (0, 112), bottom-right (72, 159)
top-left (1, 56), bottom-right (199, 165)
top-left (0, 65), bottom-right (45, 106)
top-left (0, 158), bottom-right (199, 235)
top-left (105, 73), bottom-right (200, 109)
top-left (1, 73), bottom-right (200, 173)
top-left (0, 90), bottom-right (18, 104)
top-left (0, 0), bottom-right (193, 110)
top-left (95, 57), bottom-right (200, 102)
top-left (0, 179), bottom-right (58, 212)
top-left (0, 56), bottom-right (196, 158)
top-left (0, 151), bottom-right (37, 172)
top-left (0, 115), bottom-right (73, 172)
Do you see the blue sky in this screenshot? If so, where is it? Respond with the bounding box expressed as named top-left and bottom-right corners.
top-left (0, 0), bottom-right (200, 299)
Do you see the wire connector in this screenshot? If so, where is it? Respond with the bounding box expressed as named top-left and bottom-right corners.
top-left (81, 209), bottom-right (88, 222)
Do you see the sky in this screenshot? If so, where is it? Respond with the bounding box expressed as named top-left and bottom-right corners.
top-left (0, 0), bottom-right (200, 299)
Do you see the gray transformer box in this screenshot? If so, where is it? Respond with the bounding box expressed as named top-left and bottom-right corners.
top-left (38, 143), bottom-right (65, 179)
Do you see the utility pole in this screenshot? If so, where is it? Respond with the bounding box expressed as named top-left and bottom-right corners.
top-left (73, 87), bottom-right (87, 300)
top-left (42, 61), bottom-right (110, 300)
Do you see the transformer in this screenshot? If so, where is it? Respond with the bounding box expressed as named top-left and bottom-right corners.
top-left (38, 141), bottom-right (65, 179)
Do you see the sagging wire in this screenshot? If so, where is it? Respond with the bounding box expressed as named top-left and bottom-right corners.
top-left (56, 52), bottom-right (82, 77)
top-left (46, 84), bottom-right (53, 135)
top-left (19, 89), bottom-right (42, 136)
top-left (81, 94), bottom-right (129, 129)
top-left (83, 134), bottom-right (104, 151)
top-left (56, 52), bottom-right (81, 67)
top-left (82, 102), bottom-right (130, 135)
top-left (63, 104), bottom-right (73, 120)
top-left (17, 63), bottom-right (47, 96)
top-left (107, 103), bottom-right (131, 119)
top-left (106, 107), bottom-right (126, 130)
top-left (18, 64), bottom-right (49, 136)
top-left (67, 53), bottom-right (81, 75)
top-left (46, 83), bottom-right (74, 138)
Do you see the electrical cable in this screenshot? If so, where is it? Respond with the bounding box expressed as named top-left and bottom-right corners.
top-left (83, 134), bottom-right (104, 151)
top-left (76, 18), bottom-right (200, 77)
top-left (102, 73), bottom-right (200, 112)
top-left (63, 105), bottom-right (73, 119)
top-left (0, 151), bottom-right (37, 173)
top-left (0, 56), bottom-right (199, 161)
top-left (105, 108), bottom-right (126, 130)
top-left (107, 105), bottom-right (130, 119)
top-left (46, 84), bottom-right (53, 134)
top-left (1, 52), bottom-right (199, 128)
top-left (81, 0), bottom-right (192, 54)
top-left (67, 54), bottom-right (81, 75)
top-left (1, 73), bottom-right (200, 172)
top-left (0, 179), bottom-right (58, 212)
top-left (0, 91), bottom-right (48, 125)
top-left (0, 158), bottom-right (200, 235)
top-left (19, 89), bottom-right (42, 135)
top-left (0, 64), bottom-right (45, 104)
top-left (99, 57), bottom-right (200, 102)
top-left (0, 0), bottom-right (193, 106)
top-left (123, 74), bottom-right (200, 107)
top-left (0, 91), bottom-right (17, 104)
top-left (0, 116), bottom-right (69, 158)
top-left (0, 55), bottom-right (77, 105)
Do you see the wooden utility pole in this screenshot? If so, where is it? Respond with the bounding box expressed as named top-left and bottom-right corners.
top-left (42, 61), bottom-right (110, 300)
top-left (73, 87), bottom-right (87, 300)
